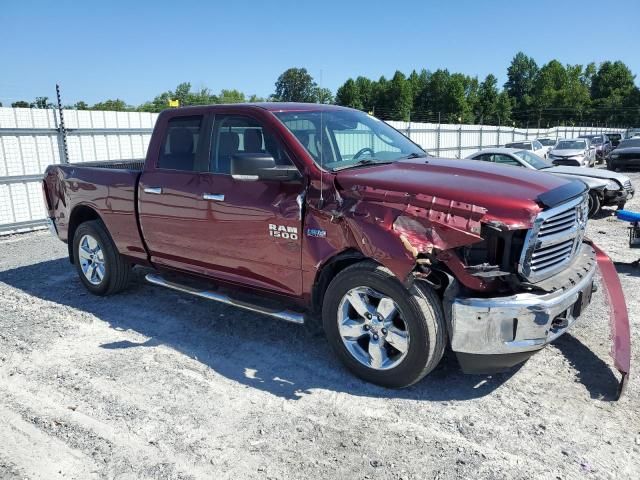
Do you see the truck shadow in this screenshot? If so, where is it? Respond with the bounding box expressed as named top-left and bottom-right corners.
top-left (0, 258), bottom-right (614, 402)
top-left (553, 335), bottom-right (620, 400)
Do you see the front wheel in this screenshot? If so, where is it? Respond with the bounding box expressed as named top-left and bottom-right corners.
top-left (322, 262), bottom-right (446, 388)
top-left (73, 220), bottom-right (131, 295)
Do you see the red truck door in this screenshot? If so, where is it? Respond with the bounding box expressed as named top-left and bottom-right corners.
top-left (138, 112), bottom-right (304, 297)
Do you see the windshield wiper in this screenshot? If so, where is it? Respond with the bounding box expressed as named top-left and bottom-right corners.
top-left (333, 158), bottom-right (393, 171)
top-left (401, 152), bottom-right (428, 159)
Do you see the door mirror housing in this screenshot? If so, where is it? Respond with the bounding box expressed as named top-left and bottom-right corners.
top-left (230, 153), bottom-right (300, 181)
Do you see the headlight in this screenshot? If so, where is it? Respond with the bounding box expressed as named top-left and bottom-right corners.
top-left (605, 180), bottom-right (620, 190)
top-left (611, 153), bottom-right (619, 159)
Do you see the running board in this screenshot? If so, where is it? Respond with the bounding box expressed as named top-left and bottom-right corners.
top-left (145, 273), bottom-right (305, 325)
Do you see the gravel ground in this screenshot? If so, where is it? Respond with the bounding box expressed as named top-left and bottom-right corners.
top-left (1, 171), bottom-right (639, 480)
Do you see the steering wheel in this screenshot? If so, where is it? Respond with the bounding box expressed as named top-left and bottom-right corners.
top-left (352, 147), bottom-right (375, 160)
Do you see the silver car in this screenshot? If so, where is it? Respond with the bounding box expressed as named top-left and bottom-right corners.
top-left (548, 138), bottom-right (596, 167)
top-left (466, 148), bottom-right (634, 217)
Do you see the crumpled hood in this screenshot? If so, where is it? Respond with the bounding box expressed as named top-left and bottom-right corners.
top-left (336, 158), bottom-right (582, 228)
top-left (547, 166), bottom-right (628, 186)
top-left (550, 148), bottom-right (585, 157)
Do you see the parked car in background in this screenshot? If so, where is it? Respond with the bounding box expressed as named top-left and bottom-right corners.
top-left (536, 138), bottom-right (557, 156)
top-left (548, 138), bottom-right (596, 167)
top-left (608, 138), bottom-right (640, 170)
top-left (624, 128), bottom-right (640, 139)
top-left (578, 134), bottom-right (612, 163)
top-left (607, 133), bottom-right (622, 148)
top-left (466, 148), bottom-right (634, 216)
top-left (504, 139), bottom-right (548, 158)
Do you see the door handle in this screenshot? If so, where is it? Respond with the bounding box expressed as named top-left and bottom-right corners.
top-left (144, 187), bottom-right (162, 195)
top-left (203, 193), bottom-right (225, 201)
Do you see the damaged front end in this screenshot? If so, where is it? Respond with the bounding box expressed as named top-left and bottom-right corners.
top-left (337, 183), bottom-right (630, 399)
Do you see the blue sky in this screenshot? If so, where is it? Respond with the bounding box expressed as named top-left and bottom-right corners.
top-left (1, 0), bottom-right (638, 106)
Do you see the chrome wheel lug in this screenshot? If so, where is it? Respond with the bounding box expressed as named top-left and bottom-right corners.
top-left (372, 334), bottom-right (379, 341)
top-left (381, 328), bottom-right (387, 335)
top-left (363, 324), bottom-right (370, 331)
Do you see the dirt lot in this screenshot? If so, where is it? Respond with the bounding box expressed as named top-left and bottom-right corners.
top-left (1, 171), bottom-right (639, 480)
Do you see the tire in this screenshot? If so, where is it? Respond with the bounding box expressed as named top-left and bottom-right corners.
top-left (587, 191), bottom-right (601, 218)
top-left (73, 220), bottom-right (131, 295)
top-left (322, 261), bottom-right (446, 388)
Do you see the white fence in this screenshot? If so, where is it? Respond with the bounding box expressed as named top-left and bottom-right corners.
top-left (386, 121), bottom-right (623, 159)
top-left (0, 108), bottom-right (157, 234)
top-left (0, 107), bottom-right (625, 235)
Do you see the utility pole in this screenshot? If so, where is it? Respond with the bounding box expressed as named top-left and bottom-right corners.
top-left (55, 83), bottom-right (69, 164)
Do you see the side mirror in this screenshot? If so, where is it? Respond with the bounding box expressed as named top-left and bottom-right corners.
top-left (231, 153), bottom-right (300, 181)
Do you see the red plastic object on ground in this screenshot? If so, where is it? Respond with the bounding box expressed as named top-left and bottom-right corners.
top-left (592, 243), bottom-right (631, 399)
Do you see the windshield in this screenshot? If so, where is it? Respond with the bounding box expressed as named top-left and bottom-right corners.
top-left (537, 138), bottom-right (556, 146)
top-left (506, 142), bottom-right (532, 150)
top-left (513, 150), bottom-right (553, 170)
top-left (619, 139), bottom-right (640, 148)
top-left (274, 109), bottom-right (425, 171)
top-left (582, 135), bottom-right (602, 144)
top-left (555, 140), bottom-right (586, 150)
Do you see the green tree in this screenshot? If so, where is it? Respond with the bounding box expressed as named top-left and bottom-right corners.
top-left (476, 74), bottom-right (499, 123)
top-left (217, 89), bottom-right (245, 103)
top-left (591, 61), bottom-right (636, 100)
top-left (314, 87), bottom-right (333, 104)
top-left (92, 99), bottom-right (131, 111)
top-left (415, 69), bottom-right (470, 123)
top-left (355, 76), bottom-right (376, 113)
top-left (505, 52), bottom-right (538, 110)
top-left (335, 78), bottom-right (362, 109)
top-left (385, 71), bottom-right (412, 121)
top-left (495, 92), bottom-right (513, 125)
top-left (73, 101), bottom-right (89, 110)
top-left (272, 68), bottom-right (317, 102)
top-left (408, 69), bottom-right (429, 109)
top-left (31, 96), bottom-right (53, 109)
top-left (138, 83), bottom-right (217, 112)
top-left (11, 101), bottom-right (30, 108)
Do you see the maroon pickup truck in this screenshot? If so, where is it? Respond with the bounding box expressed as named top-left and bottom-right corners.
top-left (42, 103), bottom-right (630, 393)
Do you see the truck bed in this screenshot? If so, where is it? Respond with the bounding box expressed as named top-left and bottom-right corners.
top-left (43, 161), bottom-right (147, 263)
top-left (68, 159), bottom-right (145, 170)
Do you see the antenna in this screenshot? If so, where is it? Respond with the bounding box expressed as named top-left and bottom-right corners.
top-left (318, 69), bottom-right (324, 208)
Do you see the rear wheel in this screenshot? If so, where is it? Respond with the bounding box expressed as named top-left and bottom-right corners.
top-left (322, 262), bottom-right (446, 388)
top-left (73, 220), bottom-right (131, 295)
top-left (588, 191), bottom-right (601, 218)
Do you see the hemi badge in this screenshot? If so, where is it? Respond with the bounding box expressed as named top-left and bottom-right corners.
top-left (306, 228), bottom-right (327, 238)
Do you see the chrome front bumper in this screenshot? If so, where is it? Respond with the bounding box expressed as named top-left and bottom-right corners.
top-left (449, 245), bottom-right (597, 356)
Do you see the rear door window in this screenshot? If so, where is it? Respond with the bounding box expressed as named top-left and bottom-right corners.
top-left (158, 116), bottom-right (204, 171)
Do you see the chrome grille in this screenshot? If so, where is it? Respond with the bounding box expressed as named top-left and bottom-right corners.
top-left (519, 195), bottom-right (589, 282)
